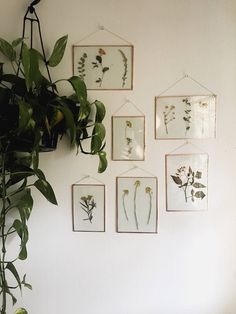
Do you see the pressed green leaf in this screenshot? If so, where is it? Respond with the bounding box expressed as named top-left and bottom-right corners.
top-left (95, 100), bottom-right (106, 122)
top-left (22, 274), bottom-right (32, 290)
top-left (98, 151), bottom-right (107, 173)
top-left (96, 55), bottom-right (102, 63)
top-left (188, 166), bottom-right (193, 175)
top-left (6, 262), bottom-right (22, 291)
top-left (15, 308), bottom-right (28, 314)
top-left (171, 175), bottom-right (182, 185)
top-left (0, 38), bottom-right (16, 61)
top-left (195, 171), bottom-right (202, 179)
top-left (6, 288), bottom-right (17, 306)
top-left (192, 182), bottom-right (206, 189)
top-left (48, 35), bottom-right (68, 67)
top-left (102, 66), bottom-right (109, 73)
top-left (195, 191), bottom-right (206, 199)
top-left (34, 179), bottom-right (58, 205)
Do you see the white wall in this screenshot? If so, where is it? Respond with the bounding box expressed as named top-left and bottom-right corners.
top-left (1, 0), bottom-right (236, 313)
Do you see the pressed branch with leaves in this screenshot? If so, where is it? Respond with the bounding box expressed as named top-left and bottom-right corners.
top-left (77, 52), bottom-right (87, 80)
top-left (118, 49), bottom-right (128, 88)
top-left (163, 105), bottom-right (175, 134)
top-left (80, 195), bottom-right (96, 223)
top-left (182, 98), bottom-right (192, 135)
top-left (92, 48), bottom-right (110, 87)
top-left (171, 166), bottom-right (206, 203)
top-left (124, 120), bottom-right (134, 158)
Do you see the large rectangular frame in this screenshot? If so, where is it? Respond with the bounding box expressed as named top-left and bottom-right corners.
top-left (155, 94), bottom-right (217, 140)
top-left (72, 45), bottom-right (134, 90)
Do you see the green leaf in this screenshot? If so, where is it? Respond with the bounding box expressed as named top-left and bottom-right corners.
top-left (22, 274), bottom-right (32, 290)
top-left (29, 48), bottom-right (42, 86)
top-left (91, 135), bottom-right (102, 152)
top-left (6, 262), bottom-right (22, 291)
top-left (17, 190), bottom-right (33, 221)
top-left (34, 179), bottom-right (58, 205)
top-left (171, 175), bottom-right (182, 185)
top-left (19, 245), bottom-right (28, 260)
top-left (98, 151), bottom-right (107, 173)
top-left (12, 37), bottom-right (24, 48)
top-left (0, 38), bottom-right (16, 61)
top-left (95, 100), bottom-right (106, 122)
top-left (18, 100), bottom-right (32, 132)
top-left (13, 219), bottom-right (23, 238)
top-left (22, 43), bottom-right (31, 90)
top-left (68, 76), bottom-right (87, 104)
top-left (93, 123), bottom-right (106, 141)
top-left (6, 288), bottom-right (17, 306)
top-left (48, 35), bottom-right (68, 67)
top-left (15, 308), bottom-right (28, 314)
top-left (192, 182), bottom-right (206, 189)
top-left (35, 169), bottom-right (46, 180)
top-left (59, 105), bottom-right (76, 144)
top-left (195, 191), bottom-right (206, 199)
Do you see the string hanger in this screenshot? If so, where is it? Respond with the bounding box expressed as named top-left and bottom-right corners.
top-left (112, 98), bottom-right (145, 116)
top-left (74, 25), bottom-right (132, 45)
top-left (118, 165), bottom-right (156, 177)
top-left (168, 140), bottom-right (208, 155)
top-left (157, 73), bottom-right (216, 98)
top-left (73, 175), bottom-right (105, 185)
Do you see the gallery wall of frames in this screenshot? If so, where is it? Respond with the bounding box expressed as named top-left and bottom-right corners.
top-left (71, 34), bottom-right (216, 233)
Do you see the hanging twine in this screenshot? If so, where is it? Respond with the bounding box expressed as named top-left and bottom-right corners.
top-left (112, 98), bottom-right (145, 116)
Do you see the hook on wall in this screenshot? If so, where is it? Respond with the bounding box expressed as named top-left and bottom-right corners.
top-left (29, 0), bottom-right (40, 13)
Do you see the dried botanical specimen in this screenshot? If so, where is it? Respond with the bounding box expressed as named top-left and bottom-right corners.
top-left (118, 49), bottom-right (128, 88)
top-left (122, 189), bottom-right (129, 221)
top-left (145, 186), bottom-right (153, 224)
top-left (182, 98), bottom-right (192, 135)
top-left (80, 195), bottom-right (96, 223)
top-left (125, 120), bottom-right (134, 158)
top-left (92, 48), bottom-right (110, 87)
top-left (77, 52), bottom-right (87, 80)
top-left (133, 180), bottom-right (141, 229)
top-left (163, 105), bottom-right (175, 134)
top-left (171, 166), bottom-right (206, 203)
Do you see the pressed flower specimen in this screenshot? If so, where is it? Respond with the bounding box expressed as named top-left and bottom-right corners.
top-left (77, 52), bottom-right (87, 80)
top-left (163, 105), bottom-right (175, 134)
top-left (122, 189), bottom-right (129, 221)
top-left (80, 195), bottom-right (96, 223)
top-left (133, 180), bottom-right (141, 230)
top-left (118, 49), bottom-right (128, 88)
top-left (145, 186), bottom-right (153, 224)
top-left (171, 166), bottom-right (206, 203)
top-left (92, 48), bottom-right (110, 87)
top-left (125, 120), bottom-right (134, 158)
top-left (182, 98), bottom-right (192, 135)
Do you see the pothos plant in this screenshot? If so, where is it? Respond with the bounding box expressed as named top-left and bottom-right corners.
top-left (0, 30), bottom-right (107, 314)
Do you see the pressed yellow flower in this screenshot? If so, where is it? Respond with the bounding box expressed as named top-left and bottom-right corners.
top-left (123, 189), bottom-right (129, 195)
top-left (199, 101), bottom-right (208, 108)
top-left (134, 180), bottom-right (141, 187)
top-left (145, 186), bottom-right (152, 193)
top-left (126, 120), bottom-right (132, 128)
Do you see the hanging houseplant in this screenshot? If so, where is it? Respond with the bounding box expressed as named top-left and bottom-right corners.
top-left (0, 1), bottom-right (107, 313)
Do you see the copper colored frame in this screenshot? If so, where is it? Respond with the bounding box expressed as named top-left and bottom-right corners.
top-left (165, 153), bottom-right (209, 212)
top-left (112, 116), bottom-right (145, 161)
top-left (116, 176), bottom-right (158, 234)
top-left (72, 45), bottom-right (134, 91)
top-left (72, 184), bottom-right (106, 232)
top-left (154, 94), bottom-right (217, 140)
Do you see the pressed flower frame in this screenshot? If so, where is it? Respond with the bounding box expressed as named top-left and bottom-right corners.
top-left (72, 184), bottom-right (106, 232)
top-left (112, 116), bottom-right (145, 161)
top-left (116, 177), bottom-right (158, 233)
top-left (72, 45), bottom-right (134, 90)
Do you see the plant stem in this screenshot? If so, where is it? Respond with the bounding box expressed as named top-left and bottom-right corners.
top-left (147, 193), bottom-right (152, 224)
top-left (133, 185), bottom-right (139, 230)
top-left (122, 194), bottom-right (129, 221)
top-left (0, 153), bottom-right (7, 314)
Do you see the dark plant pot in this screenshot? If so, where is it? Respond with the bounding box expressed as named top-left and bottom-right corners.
top-left (39, 130), bottom-right (59, 152)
